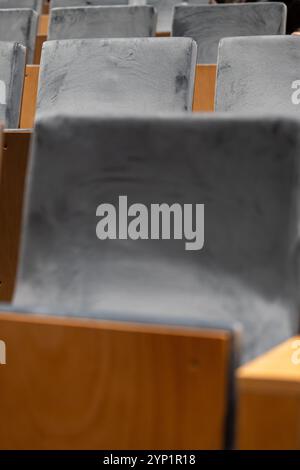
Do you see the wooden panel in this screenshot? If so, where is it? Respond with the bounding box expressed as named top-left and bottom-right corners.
top-left (34, 35), bottom-right (46, 65)
top-left (0, 131), bottom-right (32, 302)
top-left (0, 313), bottom-right (231, 449)
top-left (193, 64), bottom-right (217, 112)
top-left (38, 14), bottom-right (49, 36)
top-left (156, 32), bottom-right (171, 37)
top-left (20, 65), bottom-right (39, 129)
top-left (35, 11), bottom-right (49, 65)
top-left (0, 123), bottom-right (2, 173)
top-left (43, 1), bottom-right (49, 15)
top-left (237, 337), bottom-right (300, 449)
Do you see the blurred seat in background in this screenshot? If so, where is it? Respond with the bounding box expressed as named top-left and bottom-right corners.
top-left (0, 42), bottom-right (26, 128)
top-left (146, 0), bottom-right (187, 33)
top-left (37, 38), bottom-right (197, 115)
top-left (172, 3), bottom-right (286, 63)
top-left (48, 5), bottom-right (157, 40)
top-left (0, 9), bottom-right (38, 63)
top-left (50, 0), bottom-right (130, 7)
top-left (215, 35), bottom-right (300, 112)
top-left (0, 0), bottom-right (43, 14)
top-left (212, 0), bottom-right (300, 34)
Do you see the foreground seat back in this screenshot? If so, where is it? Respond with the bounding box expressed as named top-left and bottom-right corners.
top-left (215, 36), bottom-right (300, 113)
top-left (48, 5), bottom-right (157, 40)
top-left (0, 42), bottom-right (26, 128)
top-left (172, 3), bottom-right (287, 63)
top-left (0, 0), bottom-right (43, 14)
top-left (14, 114), bottom-right (300, 363)
top-left (36, 38), bottom-right (197, 115)
top-left (0, 9), bottom-right (38, 63)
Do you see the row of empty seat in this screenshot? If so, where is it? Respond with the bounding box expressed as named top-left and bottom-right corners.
top-left (0, 0), bottom-right (299, 450)
top-left (46, 3), bottom-right (287, 63)
top-left (48, 6), bottom-right (158, 40)
top-left (3, 33), bottom-right (300, 128)
top-left (0, 3), bottom-right (288, 66)
top-left (0, 37), bottom-right (196, 127)
top-left (0, 2), bottom-right (292, 127)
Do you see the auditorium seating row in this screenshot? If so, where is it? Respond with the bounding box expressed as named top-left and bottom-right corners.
top-left (0, 2), bottom-right (287, 63)
top-left (3, 33), bottom-right (300, 132)
top-left (0, 0), bottom-right (299, 451)
top-left (0, 2), bottom-right (290, 128)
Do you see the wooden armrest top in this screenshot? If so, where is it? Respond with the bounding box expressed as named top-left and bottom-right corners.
top-left (237, 337), bottom-right (300, 393)
top-left (4, 129), bottom-right (32, 135)
top-left (0, 310), bottom-right (231, 340)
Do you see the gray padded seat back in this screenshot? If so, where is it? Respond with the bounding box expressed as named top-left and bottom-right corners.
top-left (0, 42), bottom-right (26, 128)
top-left (51, 0), bottom-right (129, 7)
top-left (172, 3), bottom-right (287, 63)
top-left (15, 113), bottom-right (300, 363)
top-left (216, 36), bottom-right (300, 113)
top-left (48, 6), bottom-right (157, 40)
top-left (36, 38), bottom-right (197, 116)
top-left (0, 9), bottom-right (38, 63)
top-left (0, 0), bottom-right (43, 14)
top-left (146, 0), bottom-right (187, 33)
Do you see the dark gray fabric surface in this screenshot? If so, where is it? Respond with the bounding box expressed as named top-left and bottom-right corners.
top-left (48, 5), bottom-right (157, 40)
top-left (14, 113), bottom-right (300, 363)
top-left (172, 3), bottom-right (286, 63)
top-left (0, 9), bottom-right (38, 63)
top-left (0, 42), bottom-right (26, 128)
top-left (216, 35), bottom-right (300, 113)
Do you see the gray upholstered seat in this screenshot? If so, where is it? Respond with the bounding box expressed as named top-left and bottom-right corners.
top-left (48, 5), bottom-right (157, 40)
top-left (36, 38), bottom-right (197, 116)
top-left (0, 9), bottom-right (38, 63)
top-left (146, 0), bottom-right (187, 33)
top-left (215, 36), bottom-right (300, 113)
top-left (145, 0), bottom-right (210, 33)
top-left (172, 3), bottom-right (287, 63)
top-left (0, 0), bottom-right (43, 14)
top-left (14, 113), bottom-right (300, 363)
top-left (0, 42), bottom-right (26, 128)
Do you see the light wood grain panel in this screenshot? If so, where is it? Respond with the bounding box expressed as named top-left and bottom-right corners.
top-left (0, 313), bottom-right (231, 449)
top-left (20, 65), bottom-right (39, 129)
top-left (43, 1), bottom-right (49, 15)
top-left (237, 337), bottom-right (300, 449)
top-left (193, 64), bottom-right (216, 112)
top-left (38, 14), bottom-right (49, 36)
